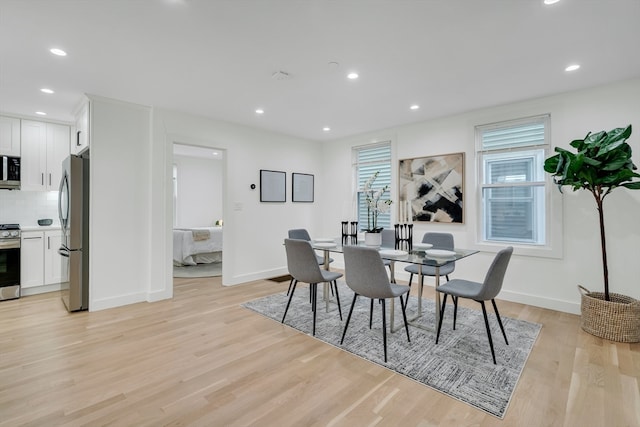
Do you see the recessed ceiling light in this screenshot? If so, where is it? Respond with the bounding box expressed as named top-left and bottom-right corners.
top-left (565, 64), bottom-right (580, 72)
top-left (255, 109), bottom-right (264, 114)
top-left (544, 0), bottom-right (560, 4)
top-left (35, 111), bottom-right (47, 116)
top-left (50, 48), bottom-right (67, 56)
top-left (410, 105), bottom-right (420, 110)
top-left (347, 72), bottom-right (359, 80)
top-left (40, 88), bottom-right (54, 94)
top-left (323, 127), bottom-right (331, 132)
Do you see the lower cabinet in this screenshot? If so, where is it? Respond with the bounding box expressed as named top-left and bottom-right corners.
top-left (21, 230), bottom-right (66, 289)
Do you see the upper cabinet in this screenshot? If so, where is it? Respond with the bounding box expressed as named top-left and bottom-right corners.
top-left (21, 120), bottom-right (70, 191)
top-left (0, 116), bottom-right (21, 156)
top-left (72, 100), bottom-right (90, 155)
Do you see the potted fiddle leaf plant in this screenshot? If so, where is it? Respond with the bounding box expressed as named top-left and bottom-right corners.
top-left (544, 124), bottom-right (640, 342)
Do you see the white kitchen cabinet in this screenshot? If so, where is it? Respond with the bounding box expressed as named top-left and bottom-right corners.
top-left (20, 231), bottom-right (44, 289)
top-left (44, 230), bottom-right (65, 285)
top-left (20, 120), bottom-right (70, 191)
top-left (72, 100), bottom-right (90, 155)
top-left (0, 116), bottom-right (21, 156)
top-left (20, 229), bottom-right (66, 289)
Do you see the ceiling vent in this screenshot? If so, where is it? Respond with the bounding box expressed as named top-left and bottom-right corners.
top-left (271, 70), bottom-right (291, 80)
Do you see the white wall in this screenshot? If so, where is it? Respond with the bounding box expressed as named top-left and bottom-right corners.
top-left (320, 77), bottom-right (640, 314)
top-left (173, 154), bottom-right (223, 228)
top-left (89, 96), bottom-right (152, 311)
top-left (88, 78), bottom-right (640, 315)
top-left (148, 109), bottom-right (324, 302)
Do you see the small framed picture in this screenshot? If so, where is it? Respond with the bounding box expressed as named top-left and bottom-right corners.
top-left (292, 173), bottom-right (314, 202)
top-left (260, 169), bottom-right (286, 202)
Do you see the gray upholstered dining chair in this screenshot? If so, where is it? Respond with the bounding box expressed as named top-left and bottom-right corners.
top-left (435, 246), bottom-right (513, 364)
top-left (282, 238), bottom-right (343, 336)
top-left (288, 228), bottom-right (334, 265)
top-left (287, 228), bottom-right (334, 296)
top-left (340, 245), bottom-right (411, 363)
top-left (404, 232), bottom-right (455, 302)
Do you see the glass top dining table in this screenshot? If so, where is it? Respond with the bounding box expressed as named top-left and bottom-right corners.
top-left (311, 241), bottom-right (479, 331)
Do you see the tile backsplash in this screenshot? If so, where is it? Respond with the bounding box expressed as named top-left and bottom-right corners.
top-left (0, 190), bottom-right (60, 227)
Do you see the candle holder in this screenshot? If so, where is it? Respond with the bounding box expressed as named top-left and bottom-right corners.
top-left (341, 221), bottom-right (358, 245)
top-left (394, 223), bottom-right (413, 251)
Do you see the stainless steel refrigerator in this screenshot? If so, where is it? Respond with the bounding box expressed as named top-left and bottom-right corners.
top-left (58, 153), bottom-right (89, 312)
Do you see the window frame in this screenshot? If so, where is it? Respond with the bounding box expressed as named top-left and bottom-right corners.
top-left (474, 114), bottom-right (563, 258)
top-left (352, 142), bottom-right (393, 232)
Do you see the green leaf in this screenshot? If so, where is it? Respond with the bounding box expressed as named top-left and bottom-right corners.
top-left (622, 181), bottom-right (640, 190)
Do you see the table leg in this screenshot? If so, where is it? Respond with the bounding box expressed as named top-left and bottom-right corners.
top-left (434, 265), bottom-right (441, 325)
top-left (389, 261), bottom-right (396, 332)
top-left (323, 250), bottom-right (330, 311)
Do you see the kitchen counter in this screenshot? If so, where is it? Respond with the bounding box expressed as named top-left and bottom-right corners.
top-left (20, 225), bottom-right (62, 232)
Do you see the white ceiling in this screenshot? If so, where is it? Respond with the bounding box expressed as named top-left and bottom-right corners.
top-left (1, 0), bottom-right (639, 142)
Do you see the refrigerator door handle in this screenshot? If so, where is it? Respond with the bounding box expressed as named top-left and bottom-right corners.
top-left (58, 173), bottom-right (68, 231)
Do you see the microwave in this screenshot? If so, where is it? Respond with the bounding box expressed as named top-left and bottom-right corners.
top-left (0, 156), bottom-right (20, 190)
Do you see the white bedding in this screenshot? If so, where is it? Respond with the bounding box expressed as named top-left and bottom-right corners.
top-left (173, 227), bottom-right (223, 266)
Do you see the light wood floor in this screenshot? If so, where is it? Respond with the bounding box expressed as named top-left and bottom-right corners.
top-left (1, 276), bottom-right (638, 427)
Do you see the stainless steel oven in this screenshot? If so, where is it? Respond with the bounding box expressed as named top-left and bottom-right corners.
top-left (0, 224), bottom-right (20, 301)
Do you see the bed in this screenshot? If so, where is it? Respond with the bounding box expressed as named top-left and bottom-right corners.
top-left (173, 227), bottom-right (223, 266)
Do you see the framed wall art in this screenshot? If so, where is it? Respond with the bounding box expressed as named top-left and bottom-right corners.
top-left (292, 173), bottom-right (314, 202)
top-left (260, 169), bottom-right (286, 202)
top-left (398, 152), bottom-right (464, 223)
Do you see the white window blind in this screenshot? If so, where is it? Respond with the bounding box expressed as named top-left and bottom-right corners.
top-left (354, 143), bottom-right (392, 230)
top-left (477, 116), bottom-right (549, 245)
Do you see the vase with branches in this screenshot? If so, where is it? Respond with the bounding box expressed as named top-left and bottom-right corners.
top-left (362, 171), bottom-right (393, 233)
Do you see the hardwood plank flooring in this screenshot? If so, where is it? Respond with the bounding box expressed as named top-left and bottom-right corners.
top-left (1, 276), bottom-right (638, 426)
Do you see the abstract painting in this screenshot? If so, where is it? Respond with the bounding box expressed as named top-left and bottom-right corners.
top-left (399, 153), bottom-right (464, 223)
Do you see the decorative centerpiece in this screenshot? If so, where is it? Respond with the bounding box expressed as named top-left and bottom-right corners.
top-left (544, 124), bottom-right (640, 342)
top-left (362, 171), bottom-right (392, 247)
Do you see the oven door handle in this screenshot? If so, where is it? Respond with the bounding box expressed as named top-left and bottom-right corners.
top-left (0, 239), bottom-right (20, 250)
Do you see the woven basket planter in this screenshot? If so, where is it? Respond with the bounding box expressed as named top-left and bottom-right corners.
top-left (578, 285), bottom-right (640, 343)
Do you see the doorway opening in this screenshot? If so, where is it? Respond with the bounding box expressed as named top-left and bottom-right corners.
top-left (171, 143), bottom-right (225, 279)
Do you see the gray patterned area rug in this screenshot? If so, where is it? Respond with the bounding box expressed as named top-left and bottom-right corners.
top-left (242, 282), bottom-right (541, 418)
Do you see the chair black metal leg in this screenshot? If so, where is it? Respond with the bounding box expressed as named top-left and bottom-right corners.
top-left (369, 298), bottom-right (374, 328)
top-left (453, 296), bottom-right (458, 330)
top-left (286, 278), bottom-right (294, 296)
top-left (400, 294), bottom-right (411, 343)
top-left (333, 280), bottom-right (342, 320)
top-left (282, 279), bottom-right (298, 323)
top-left (381, 298), bottom-right (388, 363)
top-left (491, 299), bottom-right (509, 345)
top-left (341, 293), bottom-right (359, 344)
top-left (435, 293), bottom-right (448, 344)
top-left (311, 283), bottom-right (317, 336)
top-left (480, 301), bottom-right (497, 364)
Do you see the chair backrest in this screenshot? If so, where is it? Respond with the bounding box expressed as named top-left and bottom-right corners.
top-left (343, 246), bottom-right (396, 299)
top-left (380, 229), bottom-right (396, 248)
top-left (478, 246), bottom-right (513, 300)
top-left (288, 229), bottom-right (311, 241)
top-left (422, 232), bottom-right (454, 250)
top-left (284, 239), bottom-right (325, 284)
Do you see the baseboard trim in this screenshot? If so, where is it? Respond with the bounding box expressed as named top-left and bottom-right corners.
top-left (224, 267), bottom-right (290, 287)
top-left (90, 292), bottom-right (146, 312)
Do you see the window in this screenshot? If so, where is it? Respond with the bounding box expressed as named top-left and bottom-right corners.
top-left (476, 116), bottom-right (549, 245)
top-left (353, 142), bottom-right (392, 230)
